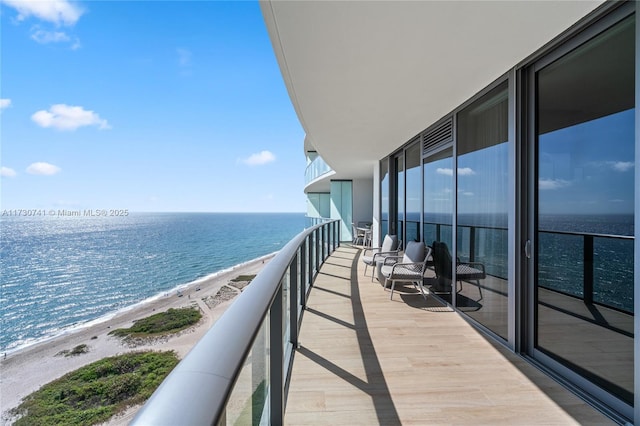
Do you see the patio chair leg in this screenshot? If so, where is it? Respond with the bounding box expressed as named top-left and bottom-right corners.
top-left (415, 281), bottom-right (428, 301)
top-left (389, 280), bottom-right (395, 300)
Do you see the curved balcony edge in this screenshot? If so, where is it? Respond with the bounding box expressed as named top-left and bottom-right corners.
top-left (131, 219), bottom-right (342, 425)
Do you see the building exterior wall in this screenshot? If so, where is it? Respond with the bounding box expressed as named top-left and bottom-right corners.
top-left (306, 192), bottom-right (330, 219)
top-left (330, 180), bottom-right (353, 241)
top-left (352, 177), bottom-right (373, 229)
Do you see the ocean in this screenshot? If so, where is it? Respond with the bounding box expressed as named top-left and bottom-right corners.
top-left (0, 212), bottom-right (306, 353)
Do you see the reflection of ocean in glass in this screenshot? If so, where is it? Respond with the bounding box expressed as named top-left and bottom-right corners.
top-left (538, 214), bottom-right (634, 313)
top-left (420, 213), bottom-right (634, 313)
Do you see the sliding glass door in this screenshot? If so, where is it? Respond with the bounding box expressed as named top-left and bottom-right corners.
top-left (530, 12), bottom-right (635, 414)
top-left (456, 82), bottom-right (509, 339)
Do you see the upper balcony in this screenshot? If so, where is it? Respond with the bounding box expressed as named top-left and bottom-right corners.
top-left (305, 154), bottom-right (334, 192)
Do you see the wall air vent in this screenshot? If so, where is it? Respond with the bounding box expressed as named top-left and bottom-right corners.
top-left (422, 117), bottom-right (453, 155)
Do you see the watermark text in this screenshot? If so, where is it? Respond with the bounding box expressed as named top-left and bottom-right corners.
top-left (1, 209), bottom-right (129, 217)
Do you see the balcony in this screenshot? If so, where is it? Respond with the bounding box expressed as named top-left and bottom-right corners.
top-left (284, 245), bottom-right (615, 424)
top-left (132, 221), bottom-right (623, 425)
top-left (305, 155), bottom-right (333, 188)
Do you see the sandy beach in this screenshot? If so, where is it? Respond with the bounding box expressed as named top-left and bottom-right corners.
top-left (0, 254), bottom-right (274, 425)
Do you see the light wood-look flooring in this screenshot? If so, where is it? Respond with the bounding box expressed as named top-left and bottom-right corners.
top-left (284, 245), bottom-right (615, 425)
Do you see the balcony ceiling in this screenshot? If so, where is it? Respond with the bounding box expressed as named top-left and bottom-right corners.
top-left (261, 0), bottom-right (603, 181)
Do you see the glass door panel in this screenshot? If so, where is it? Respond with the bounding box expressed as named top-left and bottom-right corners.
top-left (423, 148), bottom-right (453, 293)
top-left (395, 154), bottom-right (405, 245)
top-left (405, 143), bottom-right (421, 243)
top-left (534, 15), bottom-right (635, 407)
top-left (456, 82), bottom-right (509, 339)
top-left (380, 160), bottom-right (390, 239)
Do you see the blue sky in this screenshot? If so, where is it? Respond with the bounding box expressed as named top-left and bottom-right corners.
top-left (0, 0), bottom-right (306, 212)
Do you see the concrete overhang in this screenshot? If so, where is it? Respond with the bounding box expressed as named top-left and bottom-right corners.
top-left (261, 0), bottom-right (604, 181)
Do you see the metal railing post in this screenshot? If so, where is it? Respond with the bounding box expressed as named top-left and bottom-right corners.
top-left (584, 235), bottom-right (594, 305)
top-left (309, 231), bottom-right (315, 282)
top-left (300, 243), bottom-right (307, 308)
top-left (469, 226), bottom-right (476, 262)
top-left (315, 228), bottom-right (320, 275)
top-left (270, 286), bottom-right (284, 425)
top-left (322, 224), bottom-right (327, 261)
top-left (290, 256), bottom-right (299, 347)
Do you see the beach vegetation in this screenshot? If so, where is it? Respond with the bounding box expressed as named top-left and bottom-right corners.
top-left (231, 274), bottom-right (256, 282)
top-left (56, 344), bottom-right (90, 357)
top-left (10, 350), bottom-right (179, 426)
top-left (108, 307), bottom-right (201, 339)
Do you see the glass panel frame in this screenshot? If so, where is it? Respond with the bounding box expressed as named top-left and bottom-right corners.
top-left (530, 11), bottom-right (635, 414)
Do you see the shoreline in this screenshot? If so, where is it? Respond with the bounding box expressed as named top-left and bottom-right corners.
top-left (0, 254), bottom-right (275, 425)
top-left (1, 251), bottom-right (278, 356)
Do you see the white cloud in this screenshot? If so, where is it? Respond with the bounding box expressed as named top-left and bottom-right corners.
top-left (1, 0), bottom-right (84, 26)
top-left (240, 150), bottom-right (276, 166)
top-left (436, 167), bottom-right (476, 176)
top-left (31, 104), bottom-right (111, 131)
top-left (0, 99), bottom-right (11, 110)
top-left (30, 28), bottom-right (70, 44)
top-left (1, 166), bottom-right (17, 177)
top-left (26, 162), bottom-right (61, 175)
top-left (610, 161), bottom-right (634, 172)
top-left (539, 178), bottom-right (571, 190)
top-left (457, 167), bottom-right (476, 176)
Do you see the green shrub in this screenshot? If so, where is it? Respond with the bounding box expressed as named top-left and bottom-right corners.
top-left (108, 307), bottom-right (201, 338)
top-left (10, 351), bottom-right (179, 426)
top-left (55, 344), bottom-right (89, 358)
top-left (230, 274), bottom-right (256, 282)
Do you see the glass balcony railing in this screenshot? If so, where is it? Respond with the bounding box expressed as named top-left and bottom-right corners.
top-left (305, 155), bottom-right (332, 185)
top-left (131, 219), bottom-right (341, 425)
top-left (305, 215), bottom-right (334, 228)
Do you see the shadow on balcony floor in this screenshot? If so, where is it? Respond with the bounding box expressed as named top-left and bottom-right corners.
top-left (285, 245), bottom-right (615, 425)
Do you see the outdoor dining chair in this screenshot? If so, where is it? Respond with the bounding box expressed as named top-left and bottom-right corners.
top-left (431, 241), bottom-right (486, 300)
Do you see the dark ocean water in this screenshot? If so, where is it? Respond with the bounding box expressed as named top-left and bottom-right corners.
top-left (0, 212), bottom-right (306, 352)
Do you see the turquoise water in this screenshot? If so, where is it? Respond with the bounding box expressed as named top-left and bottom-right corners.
top-left (0, 212), bottom-right (306, 352)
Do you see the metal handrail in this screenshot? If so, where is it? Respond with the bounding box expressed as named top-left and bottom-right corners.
top-left (132, 219), bottom-right (340, 425)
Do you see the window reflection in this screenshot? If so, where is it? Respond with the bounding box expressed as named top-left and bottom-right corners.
top-left (423, 148), bottom-right (453, 293)
top-left (405, 143), bottom-right (421, 243)
top-left (456, 82), bottom-right (509, 339)
top-left (380, 160), bottom-right (389, 238)
top-left (535, 15), bottom-right (635, 405)
top-left (395, 155), bottom-right (404, 244)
